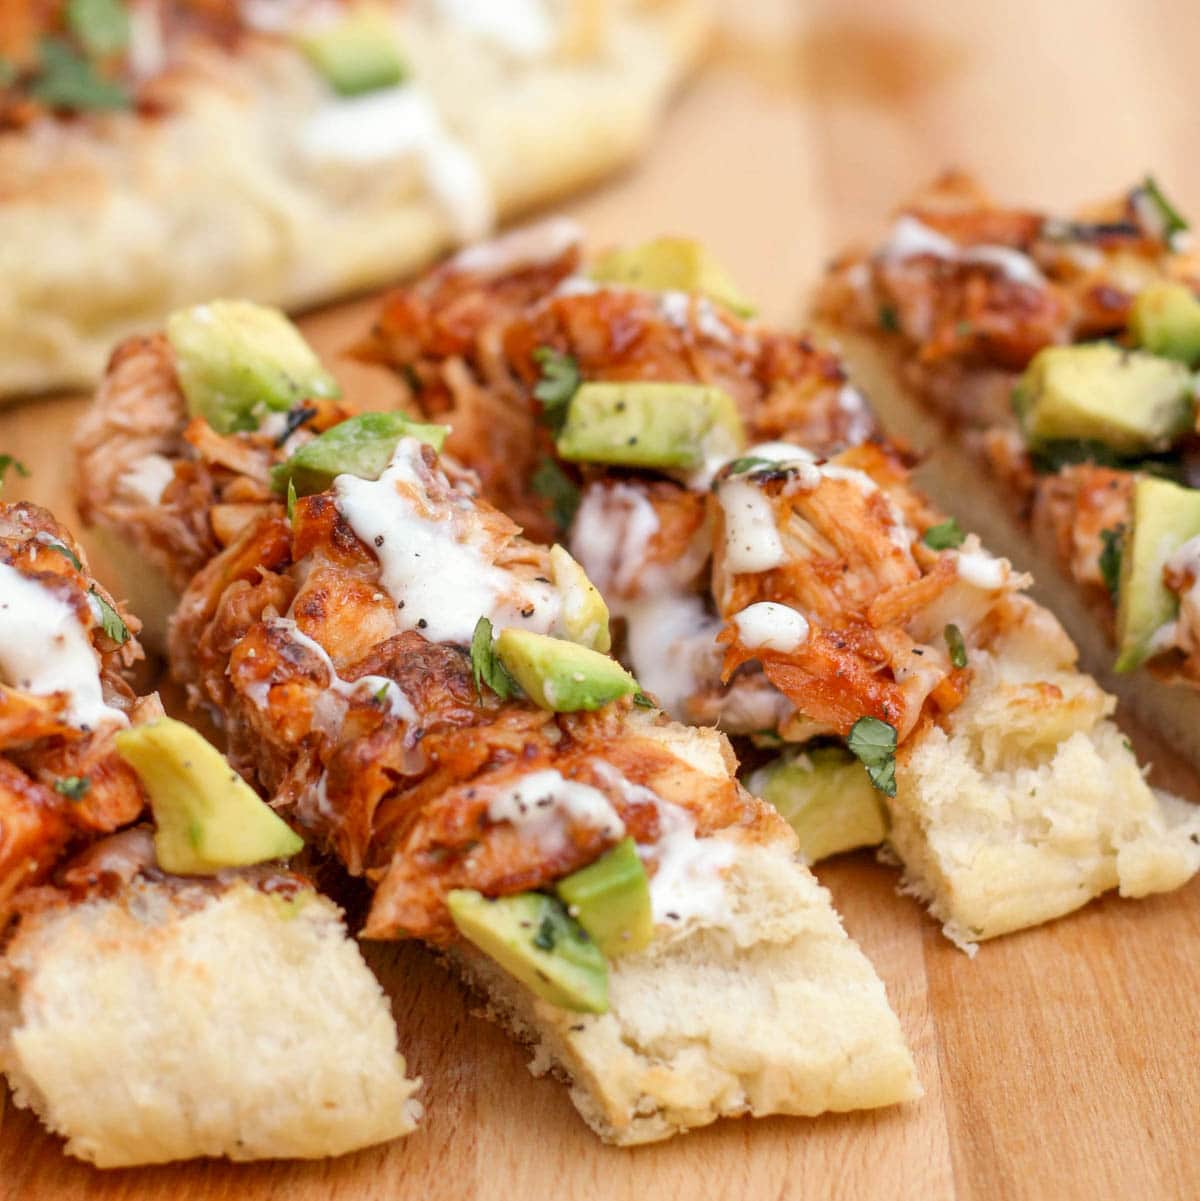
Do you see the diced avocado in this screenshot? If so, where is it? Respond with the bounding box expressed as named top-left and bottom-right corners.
top-left (166, 300), bottom-right (340, 435)
top-left (1013, 343), bottom-right (1192, 455)
top-left (297, 6), bottom-right (407, 96)
top-left (556, 381), bottom-right (745, 472)
top-left (1130, 282), bottom-right (1200, 366)
top-left (447, 889), bottom-right (608, 1014)
top-left (115, 717), bottom-right (303, 875)
top-left (744, 746), bottom-right (887, 863)
top-left (270, 411), bottom-right (448, 497)
top-left (1114, 476), bottom-right (1200, 671)
top-left (495, 629), bottom-right (638, 712)
top-left (549, 544), bottom-right (610, 652)
top-left (589, 237), bottom-right (756, 318)
top-left (556, 838), bottom-right (652, 956)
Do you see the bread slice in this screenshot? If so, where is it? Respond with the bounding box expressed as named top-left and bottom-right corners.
top-left (817, 325), bottom-right (1200, 774)
top-left (890, 631), bottom-right (1200, 952)
top-left (0, 879), bottom-right (421, 1167)
top-left (443, 721), bottom-right (920, 1145)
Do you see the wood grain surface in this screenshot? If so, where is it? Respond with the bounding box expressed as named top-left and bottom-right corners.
top-left (4, 3), bottom-right (1200, 1198)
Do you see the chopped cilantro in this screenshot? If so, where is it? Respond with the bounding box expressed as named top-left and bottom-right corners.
top-left (532, 913), bottom-right (557, 951)
top-left (30, 37), bottom-right (130, 111)
top-left (54, 775), bottom-right (91, 801)
top-left (531, 456), bottom-right (581, 530)
top-left (1099, 524), bottom-right (1126, 600)
top-left (532, 347), bottom-right (580, 431)
top-left (0, 455), bottom-right (29, 487)
top-left (286, 477), bottom-right (298, 522)
top-left (724, 456), bottom-right (773, 476)
top-left (373, 680), bottom-right (392, 705)
top-left (878, 304), bottom-right (900, 332)
top-left (470, 616), bottom-right (518, 701)
top-left (88, 589), bottom-right (129, 645)
top-left (922, 517), bottom-right (965, 550)
top-left (46, 540), bottom-right (83, 570)
top-left (847, 715), bottom-right (897, 797)
top-left (632, 691), bottom-right (655, 709)
top-left (1138, 175), bottom-right (1189, 243)
top-left (67, 0), bottom-right (131, 56)
top-left (944, 623), bottom-right (968, 669)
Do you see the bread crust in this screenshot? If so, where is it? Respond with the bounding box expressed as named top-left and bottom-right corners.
top-left (0, 879), bottom-right (421, 1167)
top-left (0, 0), bottom-right (711, 399)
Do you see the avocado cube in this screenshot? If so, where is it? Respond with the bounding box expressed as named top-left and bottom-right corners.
top-left (555, 381), bottom-right (745, 472)
top-left (1013, 343), bottom-right (1193, 455)
top-left (115, 718), bottom-right (303, 875)
top-left (556, 838), bottom-right (653, 956)
top-left (447, 889), bottom-right (608, 1014)
top-left (166, 300), bottom-right (340, 435)
top-left (1130, 282), bottom-right (1200, 366)
top-left (549, 544), bottom-right (611, 652)
top-left (590, 237), bottom-right (756, 317)
top-left (494, 629), bottom-right (638, 712)
top-left (298, 6), bottom-right (407, 96)
top-left (1115, 476), bottom-right (1200, 672)
top-left (744, 746), bottom-right (887, 863)
top-left (270, 411), bottom-right (448, 497)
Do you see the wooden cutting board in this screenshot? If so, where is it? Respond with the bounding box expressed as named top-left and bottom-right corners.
top-left (4, 2), bottom-right (1200, 1197)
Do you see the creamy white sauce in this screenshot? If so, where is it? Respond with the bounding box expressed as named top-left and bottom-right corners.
top-left (0, 562), bottom-right (126, 732)
top-left (118, 453), bottom-right (175, 506)
top-left (592, 763), bottom-right (734, 926)
top-left (302, 86), bottom-right (493, 241)
top-left (732, 602), bottom-right (809, 653)
top-left (955, 545), bottom-right (1009, 591)
top-left (335, 438), bottom-right (558, 645)
top-left (262, 619), bottom-right (418, 724)
top-left (431, 0), bottom-right (553, 56)
top-left (837, 382), bottom-right (875, 445)
top-left (450, 216), bottom-right (581, 276)
top-left (623, 593), bottom-right (722, 720)
top-left (486, 769), bottom-right (624, 850)
top-left (718, 478), bottom-right (786, 573)
top-left (570, 482), bottom-right (662, 598)
top-left (878, 215), bottom-right (1045, 287)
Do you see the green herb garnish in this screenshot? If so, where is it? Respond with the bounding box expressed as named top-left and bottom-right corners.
top-left (470, 616), bottom-right (518, 701)
top-left (944, 623), bottom-right (968, 669)
top-left (286, 478), bottom-right (298, 522)
top-left (532, 913), bottom-right (557, 951)
top-left (632, 691), bottom-right (654, 709)
top-left (30, 37), bottom-right (130, 111)
top-left (46, 540), bottom-right (83, 570)
top-left (1138, 175), bottom-right (1189, 243)
top-left (724, 456), bottom-right (774, 476)
top-left (373, 681), bottom-right (392, 705)
top-left (67, 0), bottom-right (131, 56)
top-left (532, 347), bottom-right (580, 431)
top-left (88, 589), bottom-right (129, 645)
top-left (0, 455), bottom-right (29, 487)
top-left (847, 715), bottom-right (897, 797)
top-left (54, 775), bottom-right (91, 801)
top-left (531, 456), bottom-right (581, 530)
top-left (1099, 524), bottom-right (1125, 599)
top-left (878, 304), bottom-right (900, 333)
top-left (922, 517), bottom-right (965, 550)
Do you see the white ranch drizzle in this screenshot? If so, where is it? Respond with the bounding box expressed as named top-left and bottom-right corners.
top-left (878, 215), bottom-right (1046, 288)
top-left (717, 479), bottom-right (786, 573)
top-left (570, 482), bottom-right (663, 598)
top-left (732, 602), bottom-right (810, 653)
top-left (955, 542), bottom-right (1010, 590)
top-left (0, 562), bottom-right (126, 731)
top-left (591, 762), bottom-right (734, 926)
top-left (302, 86), bottom-right (493, 241)
top-left (334, 438), bottom-right (558, 646)
top-left (486, 769), bottom-right (625, 851)
top-left (118, 453), bottom-right (175, 506)
top-left (623, 593), bottom-right (722, 720)
top-left (450, 216), bottom-right (582, 276)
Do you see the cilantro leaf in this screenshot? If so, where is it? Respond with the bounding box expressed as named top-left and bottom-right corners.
top-left (1138, 175), bottom-right (1189, 243)
top-left (1099, 524), bottom-right (1125, 600)
top-left (531, 456), bottom-right (580, 530)
top-left (88, 589), bottom-right (129, 645)
top-left (724, 456), bottom-right (773, 476)
top-left (847, 715), bottom-right (897, 797)
top-left (878, 304), bottom-right (900, 332)
top-left (67, 0), bottom-right (131, 56)
top-left (470, 616), bottom-right (518, 701)
top-left (944, 623), bottom-right (968, 669)
top-left (532, 347), bottom-right (580, 432)
top-left (922, 518), bottom-right (965, 551)
top-left (54, 775), bottom-right (91, 801)
top-left (632, 691), bottom-right (655, 709)
top-left (286, 477), bottom-right (298, 522)
top-left (30, 37), bottom-right (130, 111)
top-left (373, 680), bottom-right (392, 705)
top-left (46, 540), bottom-right (83, 570)
top-left (0, 455), bottom-right (29, 488)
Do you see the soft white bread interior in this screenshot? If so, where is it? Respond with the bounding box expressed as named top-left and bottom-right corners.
top-left (891, 609), bottom-right (1200, 951)
top-left (0, 879), bottom-right (421, 1167)
top-left (447, 722), bottom-right (920, 1145)
top-left (820, 325), bottom-right (1200, 775)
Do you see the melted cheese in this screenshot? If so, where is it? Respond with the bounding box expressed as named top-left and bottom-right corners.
top-left (732, 602), bottom-right (809, 653)
top-left (302, 86), bottom-right (493, 241)
top-left (878, 215), bottom-right (1045, 287)
top-left (335, 438), bottom-right (558, 645)
top-left (486, 769), bottom-right (625, 850)
top-left (0, 563), bottom-right (126, 732)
